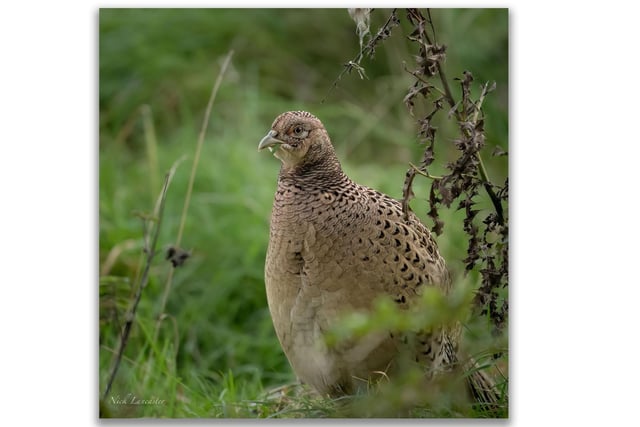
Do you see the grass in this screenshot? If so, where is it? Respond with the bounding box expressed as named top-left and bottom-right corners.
top-left (98, 98), bottom-right (507, 417)
top-left (99, 8), bottom-right (508, 418)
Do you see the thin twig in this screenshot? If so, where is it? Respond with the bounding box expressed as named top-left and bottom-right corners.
top-left (323, 9), bottom-right (398, 103)
top-left (141, 104), bottom-right (160, 201)
top-left (401, 63), bottom-right (447, 98)
top-left (420, 9), bottom-right (503, 224)
top-left (469, 82), bottom-right (504, 224)
top-left (409, 162), bottom-right (442, 180)
top-left (102, 160), bottom-right (182, 401)
top-left (425, 9), bottom-right (438, 45)
top-left (472, 82), bottom-right (491, 124)
top-left (176, 51), bottom-right (234, 247)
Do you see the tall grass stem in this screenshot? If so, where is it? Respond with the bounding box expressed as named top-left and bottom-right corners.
top-left (102, 159), bottom-right (183, 402)
top-left (153, 50), bottom-right (235, 340)
top-left (142, 104), bottom-right (160, 201)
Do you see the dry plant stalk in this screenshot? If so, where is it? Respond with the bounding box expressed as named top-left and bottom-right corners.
top-left (324, 9), bottom-right (400, 102)
top-left (102, 160), bottom-right (182, 401)
top-left (102, 50), bottom-right (235, 404)
top-left (402, 8), bottom-right (508, 330)
top-left (153, 50), bottom-right (235, 343)
top-left (335, 9), bottom-right (508, 330)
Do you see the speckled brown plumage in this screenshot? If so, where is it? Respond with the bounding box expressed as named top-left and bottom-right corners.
top-left (258, 111), bottom-right (498, 403)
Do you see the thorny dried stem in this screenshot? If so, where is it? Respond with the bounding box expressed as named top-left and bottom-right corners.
top-left (405, 8), bottom-right (508, 329)
top-left (323, 9), bottom-right (400, 103)
top-left (405, 10), bottom-right (503, 226)
top-left (336, 8), bottom-right (508, 330)
top-left (102, 159), bottom-right (182, 402)
top-left (409, 162), bottom-right (442, 180)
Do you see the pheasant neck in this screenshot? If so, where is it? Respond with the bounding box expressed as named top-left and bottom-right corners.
top-left (278, 157), bottom-right (351, 192)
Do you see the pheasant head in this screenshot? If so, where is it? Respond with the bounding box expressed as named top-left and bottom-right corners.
top-left (258, 111), bottom-right (341, 175)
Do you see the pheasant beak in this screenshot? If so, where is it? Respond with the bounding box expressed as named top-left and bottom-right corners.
top-left (258, 130), bottom-right (283, 152)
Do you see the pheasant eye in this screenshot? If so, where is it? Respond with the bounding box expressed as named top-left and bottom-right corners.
top-left (293, 126), bottom-right (304, 136)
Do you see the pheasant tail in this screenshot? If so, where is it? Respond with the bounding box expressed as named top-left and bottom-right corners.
top-left (465, 357), bottom-right (505, 412)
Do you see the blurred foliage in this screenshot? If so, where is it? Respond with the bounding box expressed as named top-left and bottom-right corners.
top-left (99, 8), bottom-right (508, 417)
top-left (99, 8), bottom-right (507, 167)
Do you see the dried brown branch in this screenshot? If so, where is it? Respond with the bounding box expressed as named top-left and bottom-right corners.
top-left (401, 8), bottom-right (508, 330)
top-left (102, 160), bottom-right (182, 402)
top-left (339, 8), bottom-right (508, 330)
top-left (323, 9), bottom-right (400, 103)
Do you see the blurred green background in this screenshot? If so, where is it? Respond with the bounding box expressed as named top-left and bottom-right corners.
top-left (99, 8), bottom-right (508, 417)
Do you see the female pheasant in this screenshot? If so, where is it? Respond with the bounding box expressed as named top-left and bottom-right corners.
top-left (258, 111), bottom-right (499, 406)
